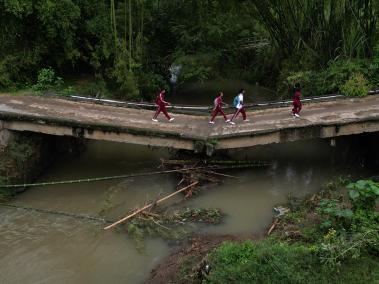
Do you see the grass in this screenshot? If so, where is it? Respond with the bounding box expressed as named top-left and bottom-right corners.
top-left (0, 88), bottom-right (33, 97)
top-left (0, 75), bottom-right (113, 98)
top-left (205, 240), bottom-right (379, 284)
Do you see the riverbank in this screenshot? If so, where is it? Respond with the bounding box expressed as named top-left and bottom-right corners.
top-left (147, 178), bottom-right (379, 283)
top-left (146, 234), bottom-right (244, 284)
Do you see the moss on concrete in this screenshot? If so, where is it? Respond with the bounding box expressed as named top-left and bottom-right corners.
top-left (0, 132), bottom-right (79, 201)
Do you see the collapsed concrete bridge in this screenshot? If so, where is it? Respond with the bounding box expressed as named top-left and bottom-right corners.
top-left (1, 95), bottom-right (379, 155)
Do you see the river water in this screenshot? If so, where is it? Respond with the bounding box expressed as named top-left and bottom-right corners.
top-left (1, 133), bottom-right (378, 284)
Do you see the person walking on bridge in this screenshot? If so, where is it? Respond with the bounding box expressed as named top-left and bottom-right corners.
top-left (229, 89), bottom-right (249, 124)
top-left (209, 91), bottom-right (231, 124)
top-left (152, 89), bottom-right (174, 122)
top-left (292, 86), bottom-right (302, 118)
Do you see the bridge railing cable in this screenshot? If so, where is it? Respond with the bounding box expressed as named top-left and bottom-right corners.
top-left (66, 91), bottom-right (379, 115)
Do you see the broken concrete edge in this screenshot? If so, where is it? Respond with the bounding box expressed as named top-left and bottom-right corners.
top-left (0, 111), bottom-right (204, 142)
top-left (208, 115), bottom-right (379, 141)
top-left (214, 120), bottom-right (379, 150)
top-left (1, 110), bottom-right (379, 151)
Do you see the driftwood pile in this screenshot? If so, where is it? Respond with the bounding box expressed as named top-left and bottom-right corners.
top-left (104, 158), bottom-right (271, 231)
top-left (160, 159), bottom-right (271, 198)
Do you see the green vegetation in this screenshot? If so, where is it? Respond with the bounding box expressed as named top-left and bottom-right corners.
top-left (32, 68), bottom-right (63, 92)
top-left (1, 1), bottom-right (378, 99)
top-left (341, 73), bottom-right (371, 97)
top-left (125, 208), bottom-right (223, 252)
top-left (178, 178), bottom-right (379, 283)
top-left (205, 240), bottom-right (378, 284)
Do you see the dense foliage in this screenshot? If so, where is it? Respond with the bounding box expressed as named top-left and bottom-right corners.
top-left (1, 1), bottom-right (378, 98)
top-left (196, 179), bottom-right (379, 283)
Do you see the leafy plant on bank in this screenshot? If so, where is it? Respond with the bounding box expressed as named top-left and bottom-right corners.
top-left (32, 68), bottom-right (63, 92)
top-left (318, 228), bottom-right (378, 268)
top-left (317, 199), bottom-right (353, 230)
top-left (340, 73), bottom-right (370, 97)
top-left (347, 180), bottom-right (379, 210)
top-left (316, 179), bottom-right (379, 267)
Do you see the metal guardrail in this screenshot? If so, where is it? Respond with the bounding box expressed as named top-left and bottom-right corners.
top-left (67, 89), bottom-right (379, 114)
top-left (69, 95), bottom-right (210, 110)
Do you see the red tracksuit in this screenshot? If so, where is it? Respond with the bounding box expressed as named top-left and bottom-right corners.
top-left (153, 91), bottom-right (171, 120)
top-left (210, 96), bottom-right (228, 122)
top-left (211, 96), bottom-right (227, 121)
top-left (232, 107), bottom-right (246, 120)
top-left (292, 90), bottom-right (302, 115)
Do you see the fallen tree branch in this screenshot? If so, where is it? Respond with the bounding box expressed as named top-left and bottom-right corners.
top-left (267, 218), bottom-right (279, 236)
top-left (104, 182), bottom-right (199, 230)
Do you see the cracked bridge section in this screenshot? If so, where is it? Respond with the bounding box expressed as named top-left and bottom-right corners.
top-left (0, 95), bottom-right (379, 152)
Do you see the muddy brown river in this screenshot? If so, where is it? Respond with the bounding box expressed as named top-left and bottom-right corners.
top-left (0, 133), bottom-right (378, 283)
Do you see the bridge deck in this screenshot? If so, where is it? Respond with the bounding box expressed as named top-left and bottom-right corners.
top-left (0, 95), bottom-right (379, 150)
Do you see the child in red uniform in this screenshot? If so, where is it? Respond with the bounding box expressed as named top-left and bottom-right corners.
top-left (152, 89), bottom-right (174, 122)
top-left (209, 91), bottom-right (230, 124)
top-left (292, 87), bottom-right (302, 118)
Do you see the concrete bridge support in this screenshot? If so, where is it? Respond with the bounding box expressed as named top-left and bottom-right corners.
top-left (0, 121), bottom-right (14, 148)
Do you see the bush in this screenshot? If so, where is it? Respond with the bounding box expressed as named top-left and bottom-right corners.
top-left (316, 180), bottom-right (379, 235)
top-left (58, 86), bottom-right (76, 97)
top-left (317, 199), bottom-right (353, 230)
top-left (347, 180), bottom-right (379, 211)
top-left (315, 179), bottom-right (379, 268)
top-left (0, 53), bottom-right (40, 89)
top-left (0, 60), bottom-right (14, 89)
top-left (278, 59), bottom-right (374, 98)
top-left (75, 80), bottom-right (110, 98)
top-left (112, 49), bottom-right (140, 100)
top-left (318, 228), bottom-right (378, 268)
top-left (173, 52), bottom-right (216, 85)
top-left (281, 70), bottom-right (313, 98)
top-left (32, 68), bottom-right (63, 92)
top-left (340, 73), bottom-right (370, 97)
top-left (137, 72), bottom-right (168, 101)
